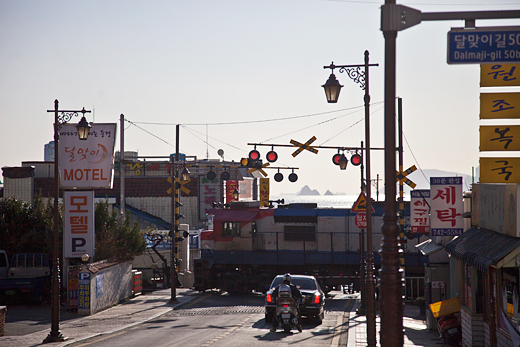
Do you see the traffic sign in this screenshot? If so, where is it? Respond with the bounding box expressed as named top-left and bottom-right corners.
top-left (396, 165), bottom-right (417, 189)
top-left (290, 136), bottom-right (319, 157)
top-left (354, 212), bottom-right (367, 229)
top-left (448, 27), bottom-right (520, 64)
top-left (351, 192), bottom-right (375, 213)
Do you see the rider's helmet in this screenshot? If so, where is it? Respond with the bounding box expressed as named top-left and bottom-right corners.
top-left (282, 273), bottom-right (292, 284)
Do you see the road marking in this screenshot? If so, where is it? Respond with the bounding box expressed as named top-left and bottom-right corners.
top-left (330, 314), bottom-right (343, 347)
top-left (200, 315), bottom-right (252, 346)
top-left (73, 330), bottom-right (127, 346)
top-left (184, 293), bottom-right (209, 308)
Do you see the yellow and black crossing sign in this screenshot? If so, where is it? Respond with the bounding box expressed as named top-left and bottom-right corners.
top-left (167, 177), bottom-right (191, 195)
top-left (396, 165), bottom-right (417, 189)
top-left (247, 162), bottom-right (270, 177)
top-left (290, 136), bottom-right (319, 157)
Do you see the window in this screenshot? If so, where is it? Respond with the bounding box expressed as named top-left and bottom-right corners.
top-left (284, 225), bottom-right (315, 241)
top-left (223, 222), bottom-right (241, 237)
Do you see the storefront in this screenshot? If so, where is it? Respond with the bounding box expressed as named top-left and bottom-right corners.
top-left (446, 227), bottom-right (520, 347)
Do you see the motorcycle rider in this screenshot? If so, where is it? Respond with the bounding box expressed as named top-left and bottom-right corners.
top-left (270, 273), bottom-right (303, 332)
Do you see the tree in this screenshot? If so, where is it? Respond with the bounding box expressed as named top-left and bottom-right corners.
top-left (0, 196), bottom-right (54, 256)
top-left (94, 200), bottom-right (146, 262)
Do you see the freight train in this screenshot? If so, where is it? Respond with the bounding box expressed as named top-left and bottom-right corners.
top-left (193, 200), bottom-right (428, 294)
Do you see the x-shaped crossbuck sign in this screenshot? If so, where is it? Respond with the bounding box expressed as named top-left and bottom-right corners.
top-left (396, 165), bottom-right (417, 189)
top-left (247, 162), bottom-right (270, 177)
top-left (290, 136), bottom-right (319, 157)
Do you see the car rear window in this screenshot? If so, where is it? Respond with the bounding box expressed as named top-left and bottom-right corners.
top-left (270, 276), bottom-right (317, 290)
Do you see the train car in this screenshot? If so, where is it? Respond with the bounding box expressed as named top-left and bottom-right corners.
top-left (193, 200), bottom-right (428, 294)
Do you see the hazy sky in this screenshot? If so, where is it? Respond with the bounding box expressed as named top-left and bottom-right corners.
top-left (1, 0), bottom-right (519, 197)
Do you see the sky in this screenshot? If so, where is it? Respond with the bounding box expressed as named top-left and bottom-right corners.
top-left (1, 0), bottom-right (519, 197)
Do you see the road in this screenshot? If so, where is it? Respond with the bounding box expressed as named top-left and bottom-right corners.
top-left (66, 290), bottom-right (354, 347)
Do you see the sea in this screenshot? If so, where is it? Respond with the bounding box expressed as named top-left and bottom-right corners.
top-left (268, 194), bottom-right (385, 209)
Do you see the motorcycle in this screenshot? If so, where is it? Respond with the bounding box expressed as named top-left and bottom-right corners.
top-left (437, 313), bottom-right (461, 347)
top-left (274, 284), bottom-right (302, 333)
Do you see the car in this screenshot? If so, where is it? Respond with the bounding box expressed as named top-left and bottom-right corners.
top-left (264, 274), bottom-right (325, 324)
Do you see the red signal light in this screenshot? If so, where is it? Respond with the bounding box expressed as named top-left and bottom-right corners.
top-left (332, 153), bottom-right (341, 165)
top-left (266, 150), bottom-right (278, 163)
top-left (351, 153), bottom-right (362, 166)
top-left (249, 149), bottom-right (260, 161)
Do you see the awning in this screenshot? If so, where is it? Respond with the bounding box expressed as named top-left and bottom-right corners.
top-left (212, 210), bottom-right (259, 222)
top-left (415, 239), bottom-right (443, 256)
top-left (445, 227), bottom-right (520, 272)
top-left (274, 208), bottom-right (318, 223)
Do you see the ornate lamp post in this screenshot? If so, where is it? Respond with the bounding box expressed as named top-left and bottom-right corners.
top-left (322, 50), bottom-right (378, 347)
top-left (44, 100), bottom-right (91, 343)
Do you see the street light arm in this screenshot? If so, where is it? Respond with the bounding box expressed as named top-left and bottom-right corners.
top-left (323, 62), bottom-right (379, 91)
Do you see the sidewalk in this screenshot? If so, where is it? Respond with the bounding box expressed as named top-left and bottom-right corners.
top-left (0, 288), bottom-right (200, 347)
top-left (347, 299), bottom-right (443, 347)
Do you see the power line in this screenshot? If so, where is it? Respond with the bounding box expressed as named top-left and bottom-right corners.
top-left (130, 104), bottom-right (380, 127)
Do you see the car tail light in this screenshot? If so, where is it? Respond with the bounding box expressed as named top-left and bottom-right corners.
top-left (314, 294), bottom-right (320, 304)
top-left (283, 304), bottom-right (289, 307)
top-left (266, 293), bottom-right (272, 303)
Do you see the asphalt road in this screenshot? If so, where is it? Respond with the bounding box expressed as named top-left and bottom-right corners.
top-left (64, 290), bottom-right (354, 347)
top-left (3, 301), bottom-right (80, 336)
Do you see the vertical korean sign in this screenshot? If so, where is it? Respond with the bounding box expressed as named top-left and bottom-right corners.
top-left (430, 177), bottom-right (463, 236)
top-left (480, 63), bottom-right (520, 183)
top-left (411, 190), bottom-right (430, 234)
top-left (59, 123), bottom-right (117, 188)
top-left (225, 180), bottom-right (238, 204)
top-left (259, 177), bottom-right (269, 207)
top-left (78, 272), bottom-right (90, 310)
top-left (198, 176), bottom-right (222, 221)
top-left (64, 191), bottom-right (95, 258)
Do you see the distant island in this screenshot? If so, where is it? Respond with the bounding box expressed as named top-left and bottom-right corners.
top-left (324, 190), bottom-right (334, 196)
top-left (297, 185), bottom-right (320, 196)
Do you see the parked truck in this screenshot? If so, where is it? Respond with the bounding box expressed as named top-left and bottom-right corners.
top-left (0, 251), bottom-right (51, 304)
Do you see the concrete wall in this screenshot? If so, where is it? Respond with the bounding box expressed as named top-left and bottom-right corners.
top-left (78, 261), bottom-right (133, 316)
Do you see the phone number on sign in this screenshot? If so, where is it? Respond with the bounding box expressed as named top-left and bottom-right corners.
top-left (431, 229), bottom-right (463, 236)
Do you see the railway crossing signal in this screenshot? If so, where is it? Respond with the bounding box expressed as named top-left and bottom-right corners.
top-left (240, 158), bottom-right (270, 177)
top-left (290, 136), bottom-right (319, 157)
top-left (396, 165), bottom-right (417, 189)
top-left (167, 177), bottom-right (191, 195)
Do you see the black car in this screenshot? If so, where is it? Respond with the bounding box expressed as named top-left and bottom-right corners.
top-left (264, 274), bottom-right (325, 324)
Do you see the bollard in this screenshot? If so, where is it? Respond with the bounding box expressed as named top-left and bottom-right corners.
top-left (0, 306), bottom-right (6, 336)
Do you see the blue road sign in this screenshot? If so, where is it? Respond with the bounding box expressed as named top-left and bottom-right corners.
top-left (448, 27), bottom-right (520, 64)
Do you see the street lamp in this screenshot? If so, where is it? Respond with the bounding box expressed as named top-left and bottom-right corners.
top-left (44, 100), bottom-right (91, 343)
top-left (232, 188), bottom-right (239, 200)
top-left (322, 50), bottom-right (378, 347)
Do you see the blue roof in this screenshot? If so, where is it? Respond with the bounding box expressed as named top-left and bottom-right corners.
top-left (318, 209), bottom-right (348, 217)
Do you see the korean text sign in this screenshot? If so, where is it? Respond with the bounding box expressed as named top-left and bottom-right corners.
top-left (448, 29), bottom-right (520, 65)
top-left (198, 176), bottom-right (222, 221)
top-left (78, 272), bottom-right (90, 310)
top-left (480, 92), bottom-right (520, 119)
top-left (430, 177), bottom-right (463, 236)
top-left (64, 191), bottom-right (95, 258)
top-left (259, 177), bottom-right (269, 207)
top-left (481, 63), bottom-right (520, 87)
top-left (59, 123), bottom-right (116, 188)
top-left (480, 125), bottom-right (520, 152)
top-left (481, 157), bottom-right (520, 184)
top-left (411, 190), bottom-right (430, 234)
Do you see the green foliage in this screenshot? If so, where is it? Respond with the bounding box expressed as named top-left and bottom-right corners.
top-left (0, 195), bottom-right (145, 263)
top-left (0, 195), bottom-right (55, 256)
top-left (94, 200), bottom-right (146, 262)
